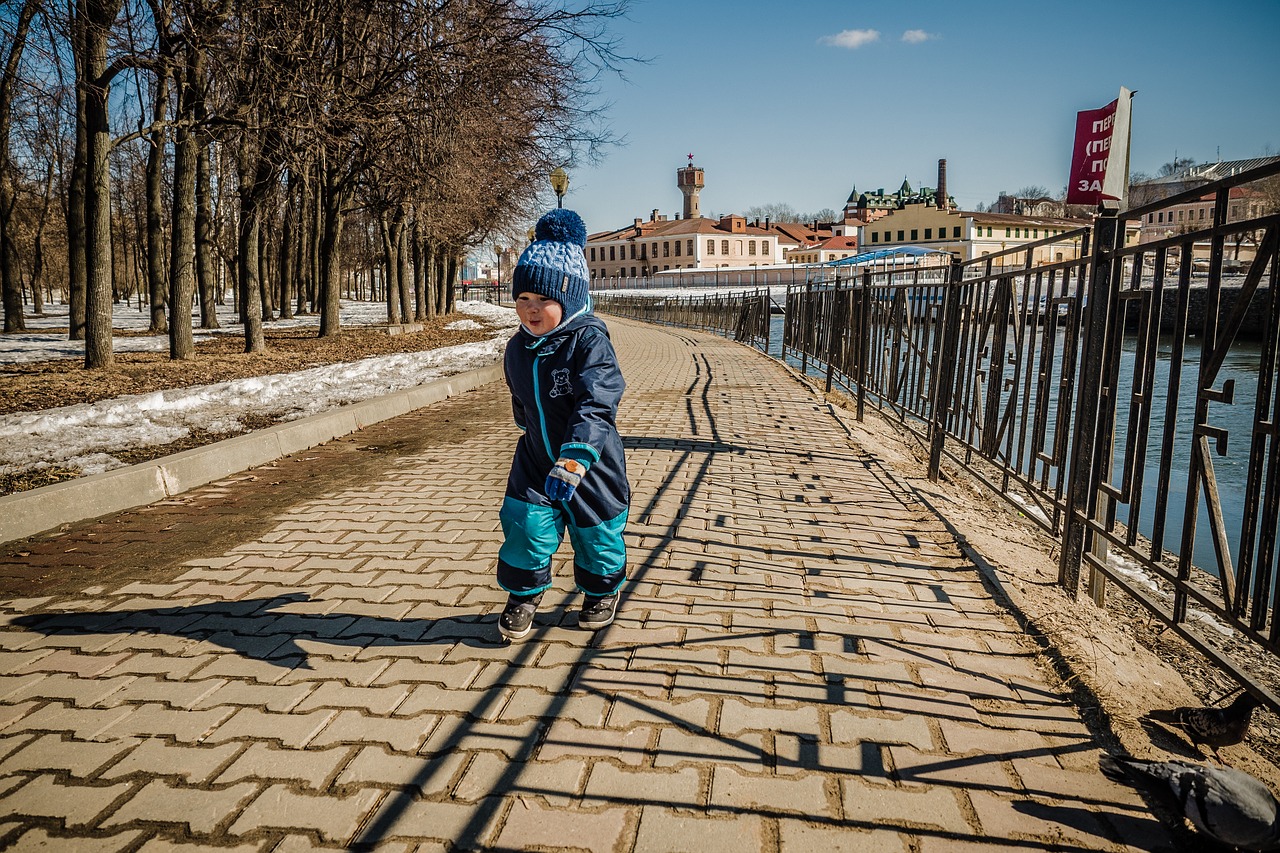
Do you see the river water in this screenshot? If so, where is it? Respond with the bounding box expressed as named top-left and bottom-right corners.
top-left (766, 314), bottom-right (1275, 576)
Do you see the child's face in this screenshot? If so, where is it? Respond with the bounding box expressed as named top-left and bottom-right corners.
top-left (515, 292), bottom-right (563, 334)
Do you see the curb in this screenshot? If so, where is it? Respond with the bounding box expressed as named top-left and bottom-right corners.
top-left (1, 361), bottom-right (505, 546)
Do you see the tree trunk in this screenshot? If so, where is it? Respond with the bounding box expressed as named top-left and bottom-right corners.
top-left (0, 0), bottom-right (38, 333)
top-left (277, 171), bottom-right (295, 319)
top-left (67, 77), bottom-right (88, 340)
top-left (396, 216), bottom-right (411, 323)
top-left (167, 47), bottom-right (205, 359)
top-left (236, 135), bottom-right (265, 353)
top-left (144, 67), bottom-right (169, 334)
top-left (317, 165), bottom-right (344, 338)
top-left (195, 134), bottom-right (219, 328)
top-left (379, 212), bottom-right (401, 324)
top-left (80, 0), bottom-right (123, 369)
top-left (412, 224), bottom-right (427, 321)
top-left (445, 253), bottom-right (458, 314)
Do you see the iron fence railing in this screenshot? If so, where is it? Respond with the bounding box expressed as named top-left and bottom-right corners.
top-left (593, 289), bottom-right (773, 353)
top-left (595, 159), bottom-right (1280, 707)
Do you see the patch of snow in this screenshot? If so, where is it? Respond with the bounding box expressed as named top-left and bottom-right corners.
top-left (0, 300), bottom-right (518, 478)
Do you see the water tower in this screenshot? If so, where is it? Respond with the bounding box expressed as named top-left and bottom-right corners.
top-left (677, 156), bottom-right (705, 220)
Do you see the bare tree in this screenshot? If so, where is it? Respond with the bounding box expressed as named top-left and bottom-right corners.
top-left (1, 0), bottom-right (41, 333)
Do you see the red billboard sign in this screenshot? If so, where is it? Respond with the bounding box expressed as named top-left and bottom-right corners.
top-left (1066, 87), bottom-right (1133, 207)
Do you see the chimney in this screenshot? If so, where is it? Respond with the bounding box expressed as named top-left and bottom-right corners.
top-left (937, 159), bottom-right (948, 211)
top-left (652, 209), bottom-right (659, 221)
top-left (765, 217), bottom-right (770, 229)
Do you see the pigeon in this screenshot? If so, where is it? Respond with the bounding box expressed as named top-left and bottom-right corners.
top-left (1101, 754), bottom-right (1280, 851)
top-left (1145, 692), bottom-right (1262, 755)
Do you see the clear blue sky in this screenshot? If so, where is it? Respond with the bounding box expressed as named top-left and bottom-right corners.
top-left (556, 0), bottom-right (1280, 233)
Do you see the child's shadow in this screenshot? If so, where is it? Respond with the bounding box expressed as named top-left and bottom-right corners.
top-left (12, 593), bottom-right (494, 669)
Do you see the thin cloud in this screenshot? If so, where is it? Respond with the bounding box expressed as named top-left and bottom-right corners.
top-left (820, 29), bottom-right (881, 49)
top-left (902, 29), bottom-right (936, 44)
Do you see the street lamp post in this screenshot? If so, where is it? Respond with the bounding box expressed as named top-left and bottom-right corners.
top-left (550, 167), bottom-right (569, 208)
top-left (496, 246), bottom-right (506, 301)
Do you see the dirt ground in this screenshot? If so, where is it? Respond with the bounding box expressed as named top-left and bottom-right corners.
top-left (0, 317), bottom-right (496, 496)
top-left (818, 386), bottom-right (1280, 790)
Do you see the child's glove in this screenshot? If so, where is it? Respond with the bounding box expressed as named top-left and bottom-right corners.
top-left (545, 458), bottom-right (587, 501)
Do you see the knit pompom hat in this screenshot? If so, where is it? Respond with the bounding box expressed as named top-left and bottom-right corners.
top-left (513, 209), bottom-right (591, 324)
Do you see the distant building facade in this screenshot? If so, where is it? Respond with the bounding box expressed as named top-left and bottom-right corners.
top-left (585, 162), bottom-right (834, 281)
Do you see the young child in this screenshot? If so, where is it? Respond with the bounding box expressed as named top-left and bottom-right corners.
top-left (495, 208), bottom-right (629, 641)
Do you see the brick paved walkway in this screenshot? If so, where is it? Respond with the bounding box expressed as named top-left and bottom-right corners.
top-left (0, 319), bottom-right (1172, 851)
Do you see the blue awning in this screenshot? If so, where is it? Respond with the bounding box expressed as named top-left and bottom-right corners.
top-left (824, 246), bottom-right (947, 267)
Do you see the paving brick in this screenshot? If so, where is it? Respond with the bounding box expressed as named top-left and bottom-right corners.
top-left (293, 682), bottom-right (411, 714)
top-left (96, 703), bottom-right (235, 743)
top-left (99, 737), bottom-right (241, 784)
top-left (5, 702), bottom-right (132, 739)
top-left (776, 820), bottom-right (908, 852)
top-left (710, 765), bottom-right (832, 816)
top-left (215, 741), bottom-right (350, 788)
top-left (14, 649), bottom-right (132, 678)
top-left (0, 732), bottom-right (137, 777)
top-left (423, 717), bottom-right (543, 761)
top-left (582, 763), bottom-right (702, 809)
top-left (364, 798), bottom-right (490, 845)
top-left (335, 746), bottom-right (466, 796)
top-left (967, 788), bottom-right (1120, 848)
top-left (499, 687), bottom-right (609, 728)
top-left (5, 827), bottom-right (146, 852)
top-left (493, 798), bottom-right (631, 853)
top-left (539, 720), bottom-right (651, 766)
top-left (842, 776), bottom-right (972, 835)
top-left (99, 778), bottom-right (258, 834)
top-left (633, 806), bottom-right (765, 852)
top-left (205, 708), bottom-right (337, 748)
top-left (829, 710), bottom-right (936, 750)
top-left (653, 728), bottom-right (765, 771)
top-left (1, 773), bottom-right (133, 827)
top-left (228, 784), bottom-right (381, 842)
top-left (310, 710), bottom-right (438, 752)
top-left (718, 699), bottom-right (820, 737)
top-left (192, 680), bottom-right (315, 713)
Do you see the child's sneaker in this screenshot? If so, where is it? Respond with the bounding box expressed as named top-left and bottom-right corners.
top-left (579, 594), bottom-right (618, 630)
top-left (498, 592), bottom-right (543, 641)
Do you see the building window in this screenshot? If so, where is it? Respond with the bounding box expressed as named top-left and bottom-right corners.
top-left (707, 239), bottom-right (715, 255)
top-left (1006, 228), bottom-right (1012, 237)
top-left (1178, 210), bottom-right (1185, 221)
top-left (910, 229), bottom-right (918, 241)
top-left (761, 240), bottom-right (769, 254)
top-left (663, 241), bottom-right (670, 257)
top-left (1148, 213), bottom-right (1154, 223)
top-left (609, 246), bottom-right (616, 261)
top-left (674, 240), bottom-right (681, 256)
top-left (628, 244), bottom-right (635, 260)
top-left (1199, 208), bottom-right (1206, 220)
top-left (897, 230), bottom-right (904, 242)
top-left (735, 240), bottom-right (743, 255)
top-left (924, 228), bottom-right (932, 239)
top-left (748, 240), bottom-right (757, 255)
top-left (631, 267), bottom-right (636, 277)
top-left (953, 227), bottom-right (961, 238)
top-left (721, 240), bottom-right (729, 255)
top-left (1157, 212), bottom-right (1164, 223)
top-left (687, 240), bottom-right (694, 255)
top-left (871, 232), bottom-right (879, 243)
top-left (589, 247), bottom-right (596, 262)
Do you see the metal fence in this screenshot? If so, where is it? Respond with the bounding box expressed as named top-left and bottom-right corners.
top-left (597, 160), bottom-right (1280, 705)
top-left (594, 289), bottom-right (774, 353)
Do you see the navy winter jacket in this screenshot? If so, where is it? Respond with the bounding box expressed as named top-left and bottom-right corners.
top-left (503, 313), bottom-right (630, 527)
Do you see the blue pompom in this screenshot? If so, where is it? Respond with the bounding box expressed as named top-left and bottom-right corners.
top-left (535, 209), bottom-right (587, 247)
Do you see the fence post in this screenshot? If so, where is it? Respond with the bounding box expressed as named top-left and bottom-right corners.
top-left (825, 273), bottom-right (842, 393)
top-left (856, 271), bottom-right (871, 422)
top-left (928, 256), bottom-right (964, 481)
top-left (1058, 210), bottom-right (1121, 596)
